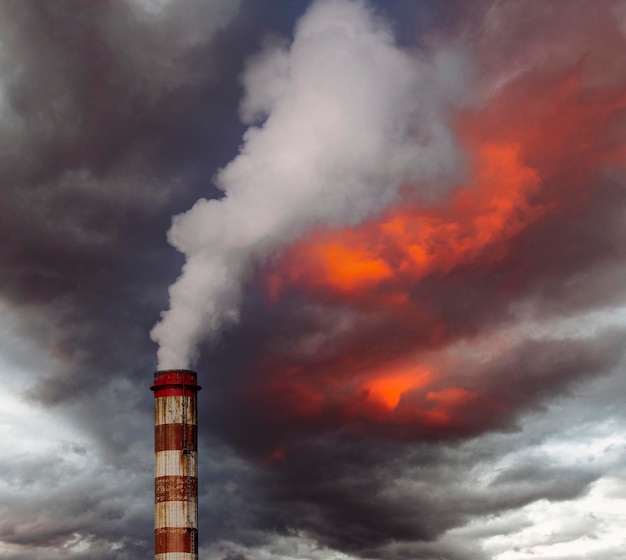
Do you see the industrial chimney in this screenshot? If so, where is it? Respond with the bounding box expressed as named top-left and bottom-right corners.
top-left (151, 369), bottom-right (201, 559)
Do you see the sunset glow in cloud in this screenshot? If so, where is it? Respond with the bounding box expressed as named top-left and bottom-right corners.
top-left (231, 54), bottom-right (626, 454)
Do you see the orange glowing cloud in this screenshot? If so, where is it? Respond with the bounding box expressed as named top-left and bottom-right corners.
top-left (266, 64), bottom-right (626, 307)
top-left (241, 354), bottom-right (497, 447)
top-left (310, 241), bottom-right (394, 292)
top-left (245, 59), bottom-right (626, 452)
top-left (267, 138), bottom-right (543, 302)
top-left (422, 388), bottom-right (479, 427)
top-left (363, 367), bottom-right (431, 408)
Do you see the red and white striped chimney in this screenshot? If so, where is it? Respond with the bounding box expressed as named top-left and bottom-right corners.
top-left (151, 370), bottom-right (201, 559)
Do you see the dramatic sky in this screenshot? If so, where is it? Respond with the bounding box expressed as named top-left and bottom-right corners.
top-left (1, 1), bottom-right (626, 559)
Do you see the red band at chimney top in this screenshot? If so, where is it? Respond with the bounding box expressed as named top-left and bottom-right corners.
top-left (151, 369), bottom-right (202, 397)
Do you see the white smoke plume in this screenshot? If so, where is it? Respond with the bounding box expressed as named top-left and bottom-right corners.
top-left (151, 0), bottom-right (467, 369)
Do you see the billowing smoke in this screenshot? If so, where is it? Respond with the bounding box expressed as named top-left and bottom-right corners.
top-left (151, 0), bottom-right (466, 369)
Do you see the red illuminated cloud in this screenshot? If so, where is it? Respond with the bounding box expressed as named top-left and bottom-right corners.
top-left (267, 139), bottom-right (542, 305)
top-left (267, 66), bottom-right (626, 305)
top-left (217, 3), bottom-right (626, 461)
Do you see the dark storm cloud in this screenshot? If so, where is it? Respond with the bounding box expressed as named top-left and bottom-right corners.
top-left (199, 321), bottom-right (626, 557)
top-left (0, 0), bottom-right (242, 406)
top-left (212, 418), bottom-right (619, 560)
top-left (206, 308), bottom-right (626, 451)
top-left (0, 0), bottom-right (248, 557)
top-left (222, 553), bottom-right (250, 560)
top-left (0, 439), bottom-right (153, 558)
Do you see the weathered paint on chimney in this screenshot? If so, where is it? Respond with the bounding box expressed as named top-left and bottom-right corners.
top-left (151, 370), bottom-right (201, 560)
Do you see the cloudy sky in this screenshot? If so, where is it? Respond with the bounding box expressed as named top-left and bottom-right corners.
top-left (1, 0), bottom-right (626, 558)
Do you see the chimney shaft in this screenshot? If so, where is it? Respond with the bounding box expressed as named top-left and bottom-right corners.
top-left (151, 370), bottom-right (201, 559)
